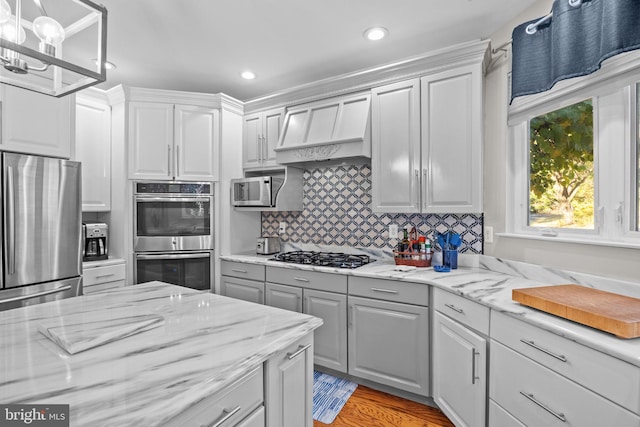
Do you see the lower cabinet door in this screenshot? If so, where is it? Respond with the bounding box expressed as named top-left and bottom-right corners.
top-left (266, 334), bottom-right (313, 427)
top-left (265, 282), bottom-right (302, 312)
top-left (303, 289), bottom-right (347, 372)
top-left (348, 296), bottom-right (429, 396)
top-left (433, 311), bottom-right (487, 427)
top-left (220, 276), bottom-right (264, 304)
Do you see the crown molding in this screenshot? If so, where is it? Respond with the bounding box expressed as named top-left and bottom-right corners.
top-left (243, 39), bottom-right (490, 114)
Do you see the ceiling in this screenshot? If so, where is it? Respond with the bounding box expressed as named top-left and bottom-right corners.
top-left (92, 0), bottom-right (538, 102)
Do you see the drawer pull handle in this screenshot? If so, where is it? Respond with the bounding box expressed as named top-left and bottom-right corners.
top-left (287, 343), bottom-right (312, 360)
top-left (519, 391), bottom-right (567, 422)
top-left (205, 405), bottom-right (241, 427)
top-left (231, 269), bottom-right (247, 274)
top-left (520, 339), bottom-right (567, 362)
top-left (370, 287), bottom-right (398, 294)
top-left (471, 349), bottom-right (480, 384)
top-left (294, 277), bottom-right (309, 282)
top-left (444, 303), bottom-right (464, 314)
top-left (95, 274), bottom-right (115, 279)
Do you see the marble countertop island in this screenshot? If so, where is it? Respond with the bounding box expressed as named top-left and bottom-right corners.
top-left (0, 281), bottom-right (322, 426)
top-left (221, 253), bottom-right (640, 368)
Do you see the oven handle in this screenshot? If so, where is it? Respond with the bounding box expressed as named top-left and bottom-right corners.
top-left (136, 253), bottom-right (211, 261)
top-left (135, 197), bottom-right (211, 203)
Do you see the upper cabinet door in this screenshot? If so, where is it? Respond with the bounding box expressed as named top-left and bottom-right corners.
top-left (0, 85), bottom-right (73, 159)
top-left (421, 65), bottom-right (483, 213)
top-left (128, 102), bottom-right (174, 179)
top-left (242, 108), bottom-right (284, 169)
top-left (243, 112), bottom-right (262, 169)
top-left (76, 95), bottom-right (111, 211)
top-left (262, 108), bottom-right (284, 166)
top-left (174, 105), bottom-right (219, 181)
top-left (371, 79), bottom-right (421, 213)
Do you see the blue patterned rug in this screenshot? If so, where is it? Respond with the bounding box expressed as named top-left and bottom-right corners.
top-left (313, 371), bottom-right (358, 424)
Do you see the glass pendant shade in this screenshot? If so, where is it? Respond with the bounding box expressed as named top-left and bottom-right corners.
top-left (32, 16), bottom-right (65, 45)
top-left (0, 0), bottom-right (108, 97)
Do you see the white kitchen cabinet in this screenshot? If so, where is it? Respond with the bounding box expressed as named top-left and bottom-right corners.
top-left (304, 288), bottom-right (348, 372)
top-left (129, 102), bottom-right (219, 181)
top-left (0, 85), bottom-right (73, 159)
top-left (371, 63), bottom-right (483, 213)
top-left (83, 261), bottom-right (126, 295)
top-left (221, 276), bottom-right (265, 304)
top-left (265, 267), bottom-right (348, 373)
top-left (490, 310), bottom-right (640, 419)
top-left (348, 295), bottom-right (429, 396)
top-left (371, 78), bottom-right (421, 212)
top-left (166, 366), bottom-right (264, 427)
top-left (265, 334), bottom-right (313, 427)
top-left (433, 311), bottom-right (486, 427)
top-left (243, 108), bottom-right (284, 169)
top-left (265, 282), bottom-right (302, 312)
top-left (420, 65), bottom-right (482, 213)
top-left (76, 93), bottom-right (112, 211)
top-left (433, 288), bottom-right (489, 427)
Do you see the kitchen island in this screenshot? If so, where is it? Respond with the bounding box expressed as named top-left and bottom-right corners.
top-left (0, 281), bottom-right (322, 426)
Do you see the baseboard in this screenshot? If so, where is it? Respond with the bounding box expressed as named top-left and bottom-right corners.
top-left (314, 365), bottom-right (438, 409)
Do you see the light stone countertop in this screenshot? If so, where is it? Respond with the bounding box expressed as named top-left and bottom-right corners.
top-left (221, 252), bottom-right (640, 368)
top-left (0, 281), bottom-right (322, 426)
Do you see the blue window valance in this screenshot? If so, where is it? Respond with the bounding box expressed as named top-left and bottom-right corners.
top-left (511, 0), bottom-right (640, 103)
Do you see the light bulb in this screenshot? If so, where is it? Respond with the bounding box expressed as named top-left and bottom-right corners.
top-left (33, 16), bottom-right (65, 45)
top-left (0, 0), bottom-right (11, 24)
top-left (0, 19), bottom-right (26, 44)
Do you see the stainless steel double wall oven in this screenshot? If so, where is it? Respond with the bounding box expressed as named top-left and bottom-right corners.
top-left (134, 181), bottom-right (213, 291)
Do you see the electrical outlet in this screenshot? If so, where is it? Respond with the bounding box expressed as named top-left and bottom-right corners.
top-left (389, 224), bottom-right (398, 238)
top-left (484, 226), bottom-right (494, 244)
top-left (279, 222), bottom-right (287, 234)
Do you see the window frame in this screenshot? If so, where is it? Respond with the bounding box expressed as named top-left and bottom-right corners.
top-left (505, 51), bottom-right (640, 248)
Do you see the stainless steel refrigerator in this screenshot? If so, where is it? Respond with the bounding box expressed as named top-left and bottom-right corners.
top-left (0, 152), bottom-right (82, 311)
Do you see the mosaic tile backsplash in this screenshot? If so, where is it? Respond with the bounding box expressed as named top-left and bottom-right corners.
top-left (262, 164), bottom-right (483, 254)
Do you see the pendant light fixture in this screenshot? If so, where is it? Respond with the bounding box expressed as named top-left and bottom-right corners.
top-left (0, 0), bottom-right (107, 97)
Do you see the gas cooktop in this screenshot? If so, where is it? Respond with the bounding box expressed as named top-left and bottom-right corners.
top-left (270, 251), bottom-right (373, 269)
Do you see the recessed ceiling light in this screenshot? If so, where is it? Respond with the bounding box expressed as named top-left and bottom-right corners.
top-left (364, 27), bottom-right (388, 41)
top-left (241, 71), bottom-right (256, 80)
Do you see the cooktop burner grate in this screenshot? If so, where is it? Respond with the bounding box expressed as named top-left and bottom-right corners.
top-left (270, 251), bottom-right (373, 269)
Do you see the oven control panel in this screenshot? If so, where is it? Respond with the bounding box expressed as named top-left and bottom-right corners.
top-left (135, 181), bottom-right (211, 195)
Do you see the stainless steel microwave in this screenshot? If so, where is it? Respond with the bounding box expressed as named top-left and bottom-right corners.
top-left (231, 176), bottom-right (284, 207)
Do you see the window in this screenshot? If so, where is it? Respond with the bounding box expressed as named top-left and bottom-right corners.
top-left (506, 60), bottom-right (640, 247)
top-left (529, 100), bottom-right (594, 230)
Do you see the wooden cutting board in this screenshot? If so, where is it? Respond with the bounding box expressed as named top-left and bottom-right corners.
top-left (512, 284), bottom-right (640, 339)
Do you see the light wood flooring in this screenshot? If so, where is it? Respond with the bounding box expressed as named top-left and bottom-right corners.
top-left (313, 385), bottom-right (455, 427)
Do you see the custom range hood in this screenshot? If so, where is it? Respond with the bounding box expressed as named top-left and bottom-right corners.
top-left (274, 91), bottom-right (371, 164)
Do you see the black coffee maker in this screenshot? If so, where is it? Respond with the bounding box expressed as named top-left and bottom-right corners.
top-left (83, 223), bottom-right (108, 261)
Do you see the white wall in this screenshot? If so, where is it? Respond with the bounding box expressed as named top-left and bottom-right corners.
top-left (484, 0), bottom-right (640, 282)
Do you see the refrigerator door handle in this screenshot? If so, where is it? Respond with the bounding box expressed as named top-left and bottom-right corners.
top-left (6, 165), bottom-right (15, 275)
top-left (0, 285), bottom-right (72, 305)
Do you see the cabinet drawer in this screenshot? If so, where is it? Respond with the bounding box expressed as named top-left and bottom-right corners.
top-left (221, 261), bottom-right (265, 282)
top-left (349, 276), bottom-right (428, 306)
top-left (168, 366), bottom-right (264, 427)
top-left (84, 280), bottom-right (125, 295)
top-left (83, 263), bottom-right (126, 286)
top-left (491, 311), bottom-right (640, 414)
top-left (490, 341), bottom-right (640, 427)
top-left (433, 288), bottom-right (489, 335)
top-left (266, 267), bottom-right (347, 293)
top-left (489, 400), bottom-right (525, 427)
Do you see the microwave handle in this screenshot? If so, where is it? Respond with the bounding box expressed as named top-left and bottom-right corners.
top-left (135, 197), bottom-right (210, 203)
top-left (136, 253), bottom-right (210, 261)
